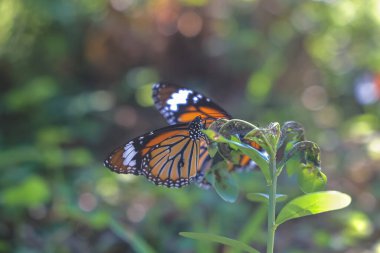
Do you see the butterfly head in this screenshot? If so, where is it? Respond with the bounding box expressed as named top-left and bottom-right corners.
top-left (190, 115), bottom-right (204, 127)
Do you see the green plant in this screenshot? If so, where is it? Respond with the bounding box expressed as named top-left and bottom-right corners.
top-left (180, 119), bottom-right (351, 253)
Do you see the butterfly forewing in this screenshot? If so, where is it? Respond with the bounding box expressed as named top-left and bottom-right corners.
top-left (153, 83), bottom-right (232, 127)
top-left (104, 117), bottom-right (207, 188)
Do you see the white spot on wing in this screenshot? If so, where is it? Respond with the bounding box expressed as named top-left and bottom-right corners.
top-left (122, 143), bottom-right (133, 157)
top-left (123, 143), bottom-right (137, 166)
top-left (167, 89), bottom-right (192, 111)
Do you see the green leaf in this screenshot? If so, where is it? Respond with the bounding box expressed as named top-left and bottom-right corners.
top-left (246, 193), bottom-right (288, 203)
top-left (217, 120), bottom-right (257, 161)
top-left (267, 122), bottom-right (281, 148)
top-left (276, 191), bottom-right (351, 226)
top-left (284, 155), bottom-right (300, 176)
top-left (279, 141), bottom-right (326, 192)
top-left (207, 142), bottom-right (218, 158)
top-left (280, 141), bottom-right (321, 171)
top-left (67, 148), bottom-right (93, 166)
top-left (209, 161), bottom-right (239, 203)
top-left (208, 118), bottom-right (229, 132)
top-left (179, 232), bottom-right (260, 253)
top-left (5, 76), bottom-right (58, 111)
top-left (277, 121), bottom-right (305, 150)
top-left (88, 211), bottom-right (110, 229)
top-left (218, 120), bottom-right (257, 137)
top-left (203, 129), bottom-right (228, 142)
top-left (229, 136), bottom-right (241, 151)
top-left (276, 121), bottom-right (305, 166)
top-left (203, 129), bottom-right (270, 182)
top-left (229, 142), bottom-right (270, 182)
top-left (230, 150), bottom-right (241, 164)
top-left (1, 176), bottom-right (50, 207)
top-left (297, 164), bottom-right (327, 193)
top-left (110, 218), bottom-right (156, 253)
top-left (244, 122), bottom-right (280, 153)
top-left (244, 128), bottom-right (269, 153)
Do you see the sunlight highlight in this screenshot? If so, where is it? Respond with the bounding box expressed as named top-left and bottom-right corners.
top-left (368, 137), bottom-right (380, 160)
top-left (177, 11), bottom-right (203, 37)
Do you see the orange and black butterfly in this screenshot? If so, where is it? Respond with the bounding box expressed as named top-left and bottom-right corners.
top-left (104, 116), bottom-right (210, 188)
top-left (153, 82), bottom-right (231, 127)
top-left (153, 82), bottom-right (263, 174)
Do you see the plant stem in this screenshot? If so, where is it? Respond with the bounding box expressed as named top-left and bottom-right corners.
top-left (266, 155), bottom-right (277, 253)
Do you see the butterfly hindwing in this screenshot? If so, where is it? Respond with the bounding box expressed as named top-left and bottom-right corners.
top-left (104, 117), bottom-right (207, 188)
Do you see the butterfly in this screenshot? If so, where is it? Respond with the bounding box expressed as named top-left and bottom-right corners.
top-left (104, 116), bottom-right (211, 188)
top-left (152, 82), bottom-right (231, 127)
top-left (152, 83), bottom-right (262, 176)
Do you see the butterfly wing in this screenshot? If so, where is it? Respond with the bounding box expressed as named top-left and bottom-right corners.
top-left (104, 118), bottom-right (207, 188)
top-left (153, 83), bottom-right (232, 127)
top-left (152, 83), bottom-right (266, 186)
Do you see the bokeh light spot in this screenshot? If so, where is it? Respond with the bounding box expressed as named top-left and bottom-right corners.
top-left (96, 177), bottom-right (120, 205)
top-left (3, 176), bottom-right (50, 207)
top-left (301, 85), bottom-right (328, 111)
top-left (180, 0), bottom-right (208, 7)
top-left (114, 106), bottom-right (138, 128)
top-left (374, 240), bottom-right (380, 253)
top-left (313, 105), bottom-right (341, 128)
top-left (177, 11), bottom-right (203, 38)
top-left (110, 0), bottom-right (134, 12)
top-left (89, 90), bottom-right (115, 111)
top-left (346, 114), bottom-right (378, 139)
top-left (79, 193), bottom-right (98, 212)
top-left (0, 0), bottom-right (21, 51)
top-left (345, 212), bottom-right (373, 238)
top-left (126, 203), bottom-right (146, 223)
top-left (348, 161), bottom-right (373, 184)
top-left (334, 0), bottom-right (356, 26)
top-left (135, 84), bottom-right (154, 107)
top-left (117, 174), bottom-right (137, 182)
top-left (354, 73), bottom-right (380, 105)
top-left (154, 0), bottom-right (179, 36)
top-left (247, 72), bottom-right (272, 103)
top-left (357, 192), bottom-right (377, 212)
top-left (124, 67), bottom-right (159, 89)
top-left (5, 76), bottom-right (58, 111)
top-left (367, 137), bottom-right (380, 160)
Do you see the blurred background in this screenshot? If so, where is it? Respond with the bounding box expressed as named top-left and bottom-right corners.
top-left (1, 0), bottom-right (380, 252)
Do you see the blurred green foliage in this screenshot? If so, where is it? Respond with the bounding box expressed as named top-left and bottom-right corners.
top-left (1, 0), bottom-right (380, 252)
